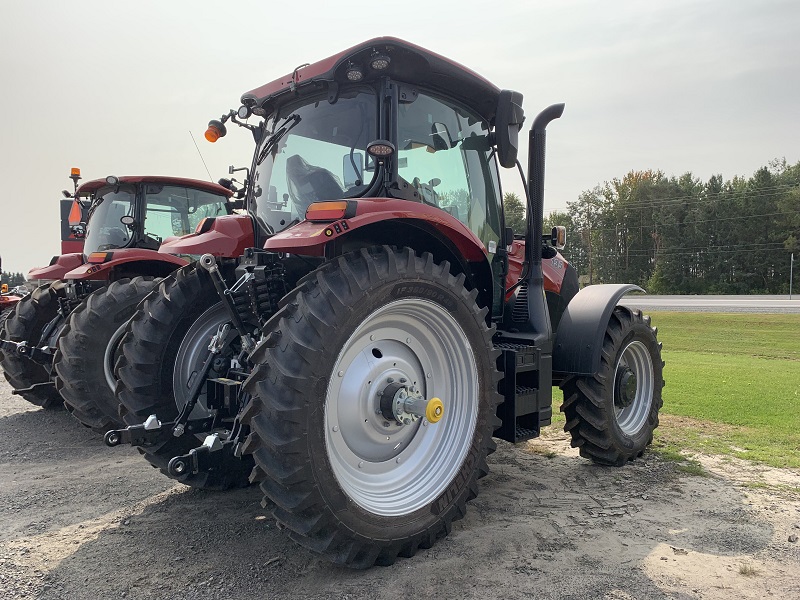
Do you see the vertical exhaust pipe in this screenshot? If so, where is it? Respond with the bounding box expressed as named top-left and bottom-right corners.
top-left (524, 103), bottom-right (565, 341)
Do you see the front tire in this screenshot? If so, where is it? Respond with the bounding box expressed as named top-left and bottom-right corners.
top-left (54, 277), bottom-right (161, 433)
top-left (0, 284), bottom-right (63, 409)
top-left (240, 247), bottom-right (502, 568)
top-left (114, 265), bottom-right (253, 490)
top-left (560, 306), bottom-right (664, 465)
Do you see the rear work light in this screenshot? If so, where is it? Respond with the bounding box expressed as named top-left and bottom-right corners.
top-left (87, 252), bottom-right (113, 263)
top-left (305, 201), bottom-right (357, 222)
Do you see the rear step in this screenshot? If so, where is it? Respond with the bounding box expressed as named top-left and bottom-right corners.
top-left (493, 342), bottom-right (552, 443)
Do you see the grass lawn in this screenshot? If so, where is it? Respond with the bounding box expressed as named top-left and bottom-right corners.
top-left (650, 312), bottom-right (800, 468)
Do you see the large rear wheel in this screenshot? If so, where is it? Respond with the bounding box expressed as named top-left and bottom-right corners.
top-left (54, 277), bottom-right (161, 433)
top-left (560, 306), bottom-right (664, 465)
top-left (240, 247), bottom-right (501, 568)
top-left (0, 284), bottom-right (63, 409)
top-left (114, 266), bottom-right (253, 490)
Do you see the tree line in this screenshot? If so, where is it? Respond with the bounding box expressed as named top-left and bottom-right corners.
top-left (0, 272), bottom-right (27, 288)
top-left (505, 159), bottom-right (799, 294)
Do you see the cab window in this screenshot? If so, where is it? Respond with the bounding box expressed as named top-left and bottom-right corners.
top-left (144, 185), bottom-right (228, 242)
top-left (396, 92), bottom-right (502, 250)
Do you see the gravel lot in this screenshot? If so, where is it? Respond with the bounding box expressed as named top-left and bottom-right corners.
top-left (1, 381), bottom-right (799, 599)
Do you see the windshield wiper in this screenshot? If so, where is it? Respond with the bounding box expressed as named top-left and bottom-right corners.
top-left (256, 114), bottom-right (301, 165)
top-left (87, 196), bottom-right (106, 219)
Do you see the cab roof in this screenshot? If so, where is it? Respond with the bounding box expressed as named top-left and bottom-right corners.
top-left (76, 176), bottom-right (232, 197)
top-left (243, 37), bottom-right (502, 123)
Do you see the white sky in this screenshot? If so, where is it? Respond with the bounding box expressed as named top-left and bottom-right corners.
top-left (1, 0), bottom-right (799, 273)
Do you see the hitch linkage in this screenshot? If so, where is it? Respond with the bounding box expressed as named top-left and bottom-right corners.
top-left (0, 339), bottom-right (54, 367)
top-left (199, 254), bottom-right (255, 354)
top-left (167, 434), bottom-right (243, 478)
top-left (104, 415), bottom-right (215, 448)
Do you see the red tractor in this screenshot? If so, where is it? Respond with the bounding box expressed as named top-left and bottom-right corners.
top-left (108, 38), bottom-right (663, 566)
top-left (1, 183), bottom-right (87, 325)
top-left (0, 171), bottom-right (235, 434)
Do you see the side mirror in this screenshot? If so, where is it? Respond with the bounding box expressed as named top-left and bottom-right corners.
top-left (551, 226), bottom-right (566, 250)
top-left (343, 152), bottom-right (364, 187)
top-left (495, 90), bottom-right (524, 168)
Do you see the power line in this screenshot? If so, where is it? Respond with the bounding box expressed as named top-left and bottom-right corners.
top-left (544, 182), bottom-right (800, 214)
top-left (570, 209), bottom-right (799, 237)
top-left (587, 242), bottom-right (788, 259)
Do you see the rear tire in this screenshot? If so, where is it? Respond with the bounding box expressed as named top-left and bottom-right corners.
top-left (114, 265), bottom-right (253, 490)
top-left (240, 247), bottom-right (502, 568)
top-left (54, 277), bottom-right (161, 433)
top-left (560, 306), bottom-right (664, 466)
top-left (0, 284), bottom-right (63, 409)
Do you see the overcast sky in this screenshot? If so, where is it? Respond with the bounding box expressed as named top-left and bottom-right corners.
top-left (1, 0), bottom-right (798, 274)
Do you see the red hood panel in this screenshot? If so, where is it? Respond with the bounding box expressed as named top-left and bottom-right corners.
top-left (505, 240), bottom-right (569, 300)
top-left (159, 214), bottom-right (255, 259)
top-left (265, 198), bottom-right (487, 261)
top-left (65, 249), bottom-right (188, 280)
top-left (28, 253), bottom-right (85, 281)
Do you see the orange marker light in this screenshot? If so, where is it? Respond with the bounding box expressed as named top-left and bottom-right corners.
top-left (87, 252), bottom-right (113, 263)
top-left (306, 201), bottom-right (350, 222)
top-left (205, 126), bottom-right (221, 143)
top-left (204, 119), bottom-right (227, 143)
top-left (70, 167), bottom-right (81, 177)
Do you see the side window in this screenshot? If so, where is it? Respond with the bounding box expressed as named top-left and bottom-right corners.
top-left (144, 185), bottom-right (228, 241)
top-left (397, 92), bottom-right (501, 250)
top-left (185, 191), bottom-right (229, 231)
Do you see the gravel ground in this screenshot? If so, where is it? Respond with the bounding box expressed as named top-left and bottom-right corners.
top-left (1, 381), bottom-right (799, 600)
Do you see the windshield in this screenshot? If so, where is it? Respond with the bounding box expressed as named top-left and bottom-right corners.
top-left (251, 88), bottom-right (378, 233)
top-left (84, 186), bottom-right (135, 254)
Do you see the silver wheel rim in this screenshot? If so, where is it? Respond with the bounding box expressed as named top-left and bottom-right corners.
top-left (103, 321), bottom-right (129, 391)
top-left (325, 298), bottom-right (479, 517)
top-left (613, 340), bottom-right (654, 435)
top-left (172, 302), bottom-right (234, 419)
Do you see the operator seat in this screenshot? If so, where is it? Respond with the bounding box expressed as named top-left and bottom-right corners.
top-left (286, 155), bottom-right (345, 216)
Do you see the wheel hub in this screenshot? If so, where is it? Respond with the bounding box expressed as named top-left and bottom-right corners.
top-left (615, 367), bottom-right (637, 409)
top-left (379, 380), bottom-right (444, 425)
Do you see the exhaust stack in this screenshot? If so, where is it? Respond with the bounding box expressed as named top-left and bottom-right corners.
top-left (523, 103), bottom-right (565, 342)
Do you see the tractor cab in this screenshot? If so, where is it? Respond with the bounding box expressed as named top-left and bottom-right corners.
top-left (77, 176), bottom-right (233, 256)
top-left (29, 173), bottom-right (235, 283)
top-left (204, 37), bottom-right (531, 320)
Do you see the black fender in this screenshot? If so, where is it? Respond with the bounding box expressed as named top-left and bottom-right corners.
top-left (552, 284), bottom-right (644, 377)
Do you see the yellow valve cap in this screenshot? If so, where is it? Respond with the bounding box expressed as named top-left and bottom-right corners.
top-left (426, 397), bottom-right (444, 423)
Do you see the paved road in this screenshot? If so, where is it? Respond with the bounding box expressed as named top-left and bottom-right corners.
top-left (618, 294), bottom-right (800, 313)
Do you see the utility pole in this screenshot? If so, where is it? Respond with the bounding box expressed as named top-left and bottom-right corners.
top-left (791, 253), bottom-right (795, 300)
